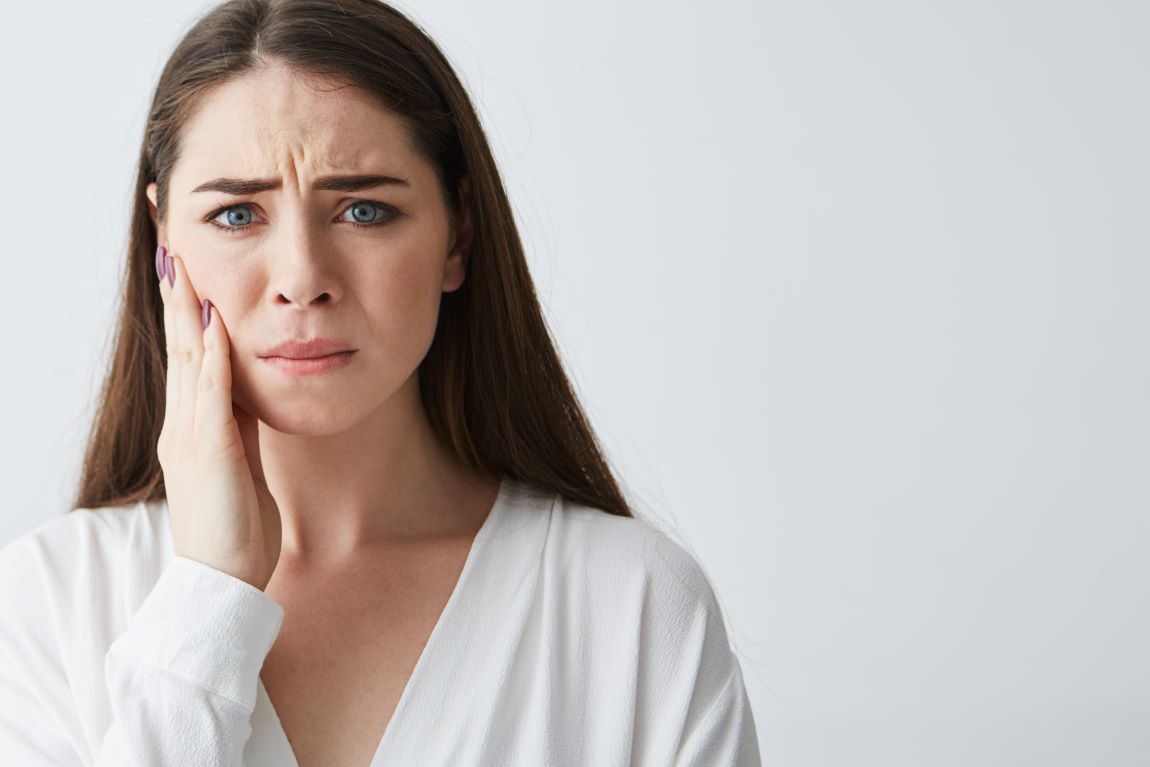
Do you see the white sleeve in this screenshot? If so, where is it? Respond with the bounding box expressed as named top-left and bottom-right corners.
top-left (639, 533), bottom-right (763, 767)
top-left (672, 649), bottom-right (762, 767)
top-left (0, 538), bottom-right (283, 767)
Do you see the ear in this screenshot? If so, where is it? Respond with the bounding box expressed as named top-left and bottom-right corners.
top-left (442, 176), bottom-right (473, 294)
top-left (145, 182), bottom-right (166, 244)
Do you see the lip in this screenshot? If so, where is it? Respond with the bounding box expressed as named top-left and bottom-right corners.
top-left (261, 351), bottom-right (356, 377)
top-left (260, 338), bottom-right (356, 360)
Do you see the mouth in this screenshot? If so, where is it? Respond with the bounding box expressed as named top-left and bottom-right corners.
top-left (260, 338), bottom-right (357, 359)
top-left (260, 350), bottom-right (357, 377)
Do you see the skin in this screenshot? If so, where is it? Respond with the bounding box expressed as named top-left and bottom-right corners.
top-left (145, 59), bottom-right (499, 568)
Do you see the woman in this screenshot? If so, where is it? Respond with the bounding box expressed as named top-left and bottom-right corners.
top-left (0, 0), bottom-right (761, 764)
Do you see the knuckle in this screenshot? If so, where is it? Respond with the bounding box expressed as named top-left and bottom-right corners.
top-left (165, 343), bottom-right (200, 366)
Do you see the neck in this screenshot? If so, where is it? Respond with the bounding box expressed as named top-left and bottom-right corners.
top-left (255, 373), bottom-right (497, 563)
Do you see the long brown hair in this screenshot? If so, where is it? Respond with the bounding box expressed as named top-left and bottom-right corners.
top-left (72, 0), bottom-right (633, 519)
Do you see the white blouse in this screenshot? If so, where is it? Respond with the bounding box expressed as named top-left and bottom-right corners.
top-left (0, 477), bottom-right (761, 765)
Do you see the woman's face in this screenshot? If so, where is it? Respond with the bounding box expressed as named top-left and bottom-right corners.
top-left (146, 62), bottom-right (469, 436)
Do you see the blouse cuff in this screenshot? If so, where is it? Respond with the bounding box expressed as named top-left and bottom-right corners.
top-left (107, 555), bottom-right (284, 710)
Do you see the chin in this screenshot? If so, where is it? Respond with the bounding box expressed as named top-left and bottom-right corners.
top-left (255, 405), bottom-right (367, 437)
top-left (230, 354), bottom-right (416, 437)
top-left (231, 383), bottom-right (371, 437)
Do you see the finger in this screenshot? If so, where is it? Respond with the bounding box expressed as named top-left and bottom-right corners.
top-left (195, 298), bottom-right (234, 439)
top-left (164, 254), bottom-right (206, 438)
top-left (157, 246), bottom-right (183, 427)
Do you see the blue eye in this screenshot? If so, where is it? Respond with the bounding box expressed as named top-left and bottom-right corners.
top-left (343, 201), bottom-right (388, 225)
top-left (220, 206), bottom-right (255, 228)
top-left (204, 200), bottom-right (400, 235)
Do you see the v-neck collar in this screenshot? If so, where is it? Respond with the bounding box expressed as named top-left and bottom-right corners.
top-left (250, 475), bottom-right (543, 766)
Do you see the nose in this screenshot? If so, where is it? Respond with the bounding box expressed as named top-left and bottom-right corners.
top-left (267, 215), bottom-right (346, 307)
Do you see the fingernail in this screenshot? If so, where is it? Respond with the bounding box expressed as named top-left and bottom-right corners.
top-left (202, 298), bottom-right (212, 329)
top-left (155, 244), bottom-right (167, 282)
top-left (166, 255), bottom-right (176, 288)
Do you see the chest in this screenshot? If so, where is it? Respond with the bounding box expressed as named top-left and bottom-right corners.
top-left (258, 541), bottom-right (473, 767)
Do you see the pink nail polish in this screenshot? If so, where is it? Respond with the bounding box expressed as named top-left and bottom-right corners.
top-left (166, 255), bottom-right (175, 288)
top-left (155, 245), bottom-right (167, 282)
top-left (202, 299), bottom-right (212, 329)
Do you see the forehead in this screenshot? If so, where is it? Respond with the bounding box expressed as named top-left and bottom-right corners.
top-left (173, 64), bottom-right (414, 191)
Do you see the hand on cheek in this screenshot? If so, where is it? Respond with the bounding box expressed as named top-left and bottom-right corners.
top-left (154, 243), bottom-right (283, 591)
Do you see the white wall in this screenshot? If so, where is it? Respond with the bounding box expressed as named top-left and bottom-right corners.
top-left (1, 1), bottom-right (1147, 763)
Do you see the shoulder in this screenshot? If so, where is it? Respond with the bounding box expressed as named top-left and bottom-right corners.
top-left (551, 496), bottom-right (721, 608)
top-left (548, 496), bottom-right (760, 763)
top-left (1, 503), bottom-right (128, 556)
top-left (547, 495), bottom-right (732, 655)
top-left (0, 500), bottom-right (169, 648)
top-left (0, 502), bottom-right (171, 746)
top-left (0, 500), bottom-right (164, 586)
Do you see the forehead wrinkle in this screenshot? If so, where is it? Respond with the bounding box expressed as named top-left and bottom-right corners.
top-left (175, 68), bottom-right (415, 199)
top-left (227, 131), bottom-right (343, 195)
top-left (258, 123), bottom-right (374, 184)
top-left (179, 121), bottom-right (403, 197)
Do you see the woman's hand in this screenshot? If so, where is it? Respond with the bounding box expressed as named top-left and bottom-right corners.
top-left (155, 245), bottom-right (282, 591)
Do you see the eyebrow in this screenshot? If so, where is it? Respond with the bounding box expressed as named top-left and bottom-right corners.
top-left (191, 174), bottom-right (411, 195)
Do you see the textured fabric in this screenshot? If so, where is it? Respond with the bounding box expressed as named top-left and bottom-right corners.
top-left (0, 477), bottom-right (761, 765)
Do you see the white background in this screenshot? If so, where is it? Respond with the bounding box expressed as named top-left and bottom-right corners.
top-left (2, 1), bottom-right (1147, 764)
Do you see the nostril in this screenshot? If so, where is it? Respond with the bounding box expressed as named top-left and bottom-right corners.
top-left (276, 292), bottom-right (333, 305)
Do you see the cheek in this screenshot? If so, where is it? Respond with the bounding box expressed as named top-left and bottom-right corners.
top-left (183, 259), bottom-right (254, 321)
top-left (179, 256), bottom-right (262, 365)
top-left (363, 253), bottom-right (446, 356)
top-left (370, 257), bottom-right (442, 326)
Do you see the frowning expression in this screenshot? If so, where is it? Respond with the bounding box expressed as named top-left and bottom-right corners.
top-left (146, 60), bottom-right (469, 436)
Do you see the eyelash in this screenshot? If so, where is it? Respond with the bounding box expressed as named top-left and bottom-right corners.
top-left (203, 200), bottom-right (399, 235)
